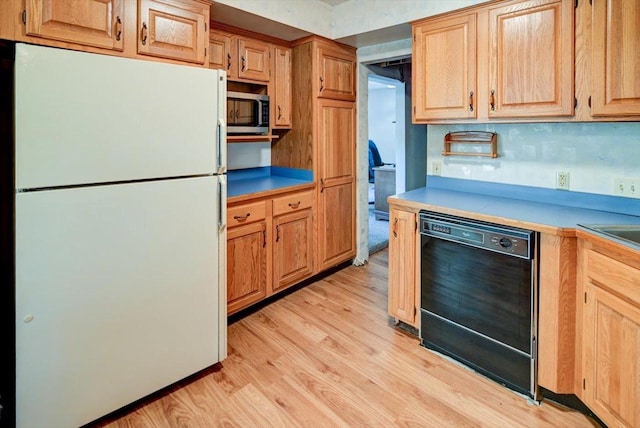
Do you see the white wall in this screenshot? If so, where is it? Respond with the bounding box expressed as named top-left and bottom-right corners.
top-left (368, 78), bottom-right (398, 164)
top-left (427, 122), bottom-right (640, 196)
top-left (227, 143), bottom-right (271, 170)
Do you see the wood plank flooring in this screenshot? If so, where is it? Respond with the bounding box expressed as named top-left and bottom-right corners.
top-left (93, 249), bottom-right (598, 427)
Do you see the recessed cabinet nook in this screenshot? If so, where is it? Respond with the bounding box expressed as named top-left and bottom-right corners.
top-left (217, 30), bottom-right (357, 313)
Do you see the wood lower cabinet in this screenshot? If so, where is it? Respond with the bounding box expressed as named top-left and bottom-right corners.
top-left (579, 235), bottom-right (640, 428)
top-left (388, 206), bottom-right (418, 327)
top-left (137, 0), bottom-right (208, 64)
top-left (273, 208), bottom-right (313, 291)
top-left (23, 0), bottom-right (125, 51)
top-left (227, 219), bottom-right (268, 315)
top-left (591, 0), bottom-right (640, 116)
top-left (227, 188), bottom-right (314, 314)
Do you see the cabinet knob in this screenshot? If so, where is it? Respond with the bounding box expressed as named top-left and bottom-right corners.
top-left (115, 16), bottom-right (122, 41)
top-left (141, 22), bottom-right (148, 45)
top-left (233, 213), bottom-right (250, 221)
top-left (288, 201), bottom-right (301, 209)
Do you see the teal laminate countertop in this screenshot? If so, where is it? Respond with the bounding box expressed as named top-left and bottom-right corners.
top-left (227, 167), bottom-right (313, 202)
top-left (389, 180), bottom-right (640, 249)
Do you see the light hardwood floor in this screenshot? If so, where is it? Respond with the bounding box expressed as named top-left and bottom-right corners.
top-left (93, 249), bottom-right (598, 427)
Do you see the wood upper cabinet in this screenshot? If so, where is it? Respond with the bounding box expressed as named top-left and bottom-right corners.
top-left (236, 37), bottom-right (270, 82)
top-left (412, 0), bottom-right (574, 121)
top-left (24, 0), bottom-right (125, 51)
top-left (413, 13), bottom-right (477, 121)
top-left (388, 207), bottom-right (418, 327)
top-left (227, 201), bottom-right (269, 315)
top-left (487, 0), bottom-right (574, 118)
top-left (209, 31), bottom-right (232, 73)
top-left (317, 43), bottom-right (356, 101)
top-left (580, 239), bottom-right (640, 428)
top-left (591, 0), bottom-right (640, 116)
top-left (272, 45), bottom-right (292, 128)
top-left (316, 98), bottom-right (356, 271)
top-left (137, 0), bottom-right (208, 65)
top-left (210, 30), bottom-right (270, 82)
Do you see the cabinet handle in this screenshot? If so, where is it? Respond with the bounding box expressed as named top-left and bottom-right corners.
top-left (233, 213), bottom-right (250, 221)
top-left (263, 230), bottom-right (267, 248)
top-left (115, 16), bottom-right (122, 41)
top-left (320, 178), bottom-right (325, 193)
top-left (392, 218), bottom-right (398, 237)
top-left (227, 53), bottom-right (232, 70)
top-left (277, 105), bottom-right (282, 120)
top-left (288, 201), bottom-right (301, 209)
top-left (276, 225), bottom-right (280, 242)
top-left (241, 56), bottom-right (246, 71)
top-left (469, 91), bottom-right (474, 112)
top-left (141, 22), bottom-right (148, 45)
top-left (319, 76), bottom-right (324, 92)
top-left (490, 89), bottom-right (495, 111)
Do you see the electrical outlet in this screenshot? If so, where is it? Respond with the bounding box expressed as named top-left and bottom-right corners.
top-left (432, 161), bottom-right (442, 176)
top-left (556, 171), bottom-right (570, 190)
top-left (614, 177), bottom-right (640, 198)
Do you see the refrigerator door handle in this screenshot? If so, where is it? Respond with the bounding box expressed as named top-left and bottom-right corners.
top-left (218, 175), bottom-right (227, 233)
top-left (216, 71), bottom-right (227, 175)
top-left (217, 118), bottom-right (226, 174)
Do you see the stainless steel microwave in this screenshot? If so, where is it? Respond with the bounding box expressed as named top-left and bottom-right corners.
top-left (227, 91), bottom-right (269, 135)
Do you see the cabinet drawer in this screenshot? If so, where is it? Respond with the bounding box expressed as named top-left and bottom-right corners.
top-left (588, 249), bottom-right (640, 308)
top-left (228, 201), bottom-right (267, 228)
top-left (272, 191), bottom-right (314, 217)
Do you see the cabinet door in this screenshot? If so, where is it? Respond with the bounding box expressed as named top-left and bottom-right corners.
top-left (237, 37), bottom-right (270, 82)
top-left (316, 99), bottom-right (355, 270)
top-left (273, 45), bottom-right (292, 128)
top-left (591, 0), bottom-right (640, 116)
top-left (388, 208), bottom-right (418, 327)
top-left (488, 0), bottom-right (574, 117)
top-left (317, 45), bottom-right (356, 101)
top-left (273, 209), bottom-right (313, 291)
top-left (412, 14), bottom-right (477, 120)
top-left (227, 221), bottom-right (268, 315)
top-left (138, 0), bottom-right (208, 64)
top-left (583, 285), bottom-right (640, 428)
top-left (209, 31), bottom-right (234, 76)
top-left (25, 0), bottom-right (124, 51)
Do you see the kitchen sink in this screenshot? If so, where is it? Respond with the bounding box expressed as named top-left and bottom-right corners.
top-left (580, 224), bottom-right (640, 247)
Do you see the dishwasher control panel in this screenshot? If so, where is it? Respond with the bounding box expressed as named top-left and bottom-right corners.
top-left (420, 211), bottom-right (533, 259)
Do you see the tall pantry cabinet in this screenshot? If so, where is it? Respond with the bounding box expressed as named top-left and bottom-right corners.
top-left (272, 36), bottom-right (357, 272)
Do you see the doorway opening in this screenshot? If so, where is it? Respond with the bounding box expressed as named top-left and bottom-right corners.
top-left (367, 74), bottom-right (404, 254)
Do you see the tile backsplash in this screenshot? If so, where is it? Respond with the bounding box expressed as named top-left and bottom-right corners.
top-left (427, 122), bottom-right (640, 197)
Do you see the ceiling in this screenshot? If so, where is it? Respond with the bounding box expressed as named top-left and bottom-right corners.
top-left (209, 1), bottom-right (411, 48)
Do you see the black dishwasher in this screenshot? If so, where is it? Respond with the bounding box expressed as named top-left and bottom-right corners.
top-left (419, 211), bottom-right (540, 401)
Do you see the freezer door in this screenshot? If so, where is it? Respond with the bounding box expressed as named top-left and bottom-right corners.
top-left (15, 177), bottom-right (224, 428)
top-left (15, 43), bottom-right (226, 189)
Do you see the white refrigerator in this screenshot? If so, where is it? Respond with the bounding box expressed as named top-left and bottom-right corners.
top-left (13, 43), bottom-right (227, 428)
